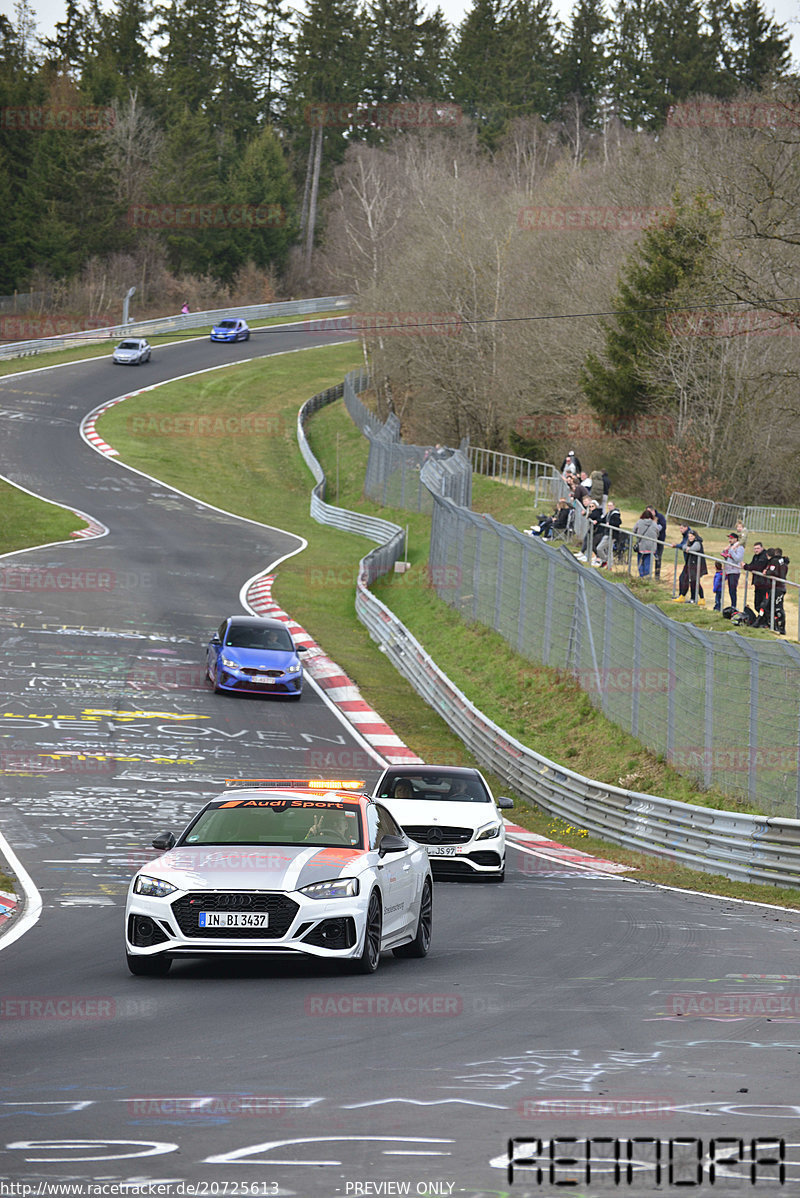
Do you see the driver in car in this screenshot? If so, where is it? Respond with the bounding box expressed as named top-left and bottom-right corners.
top-left (305, 810), bottom-right (353, 843)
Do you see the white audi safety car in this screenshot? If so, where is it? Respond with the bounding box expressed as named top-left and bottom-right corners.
top-left (372, 765), bottom-right (514, 881)
top-left (125, 780), bottom-right (433, 976)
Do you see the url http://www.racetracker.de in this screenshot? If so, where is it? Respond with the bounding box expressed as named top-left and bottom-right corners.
top-left (0, 1186), bottom-right (280, 1197)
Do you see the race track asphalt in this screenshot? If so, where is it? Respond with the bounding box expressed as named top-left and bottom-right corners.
top-left (1, 327), bottom-right (799, 1196)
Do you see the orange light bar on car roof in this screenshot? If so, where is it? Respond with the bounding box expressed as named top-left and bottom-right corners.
top-left (224, 778), bottom-right (365, 790)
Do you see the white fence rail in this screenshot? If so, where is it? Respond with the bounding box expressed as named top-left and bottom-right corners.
top-left (297, 371), bottom-right (800, 888)
top-left (667, 491), bottom-right (800, 537)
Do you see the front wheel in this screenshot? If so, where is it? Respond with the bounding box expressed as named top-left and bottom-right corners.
top-left (352, 891), bottom-right (382, 974)
top-left (393, 879), bottom-right (432, 958)
top-left (127, 952), bottom-right (171, 976)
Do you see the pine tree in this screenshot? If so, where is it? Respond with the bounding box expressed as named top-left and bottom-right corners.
top-left (714, 0), bottom-right (791, 88)
top-left (500, 0), bottom-right (561, 121)
top-left (609, 0), bottom-right (662, 126)
top-left (146, 106), bottom-right (227, 277)
top-left (365, 0), bottom-right (450, 105)
top-left (581, 193), bottom-right (722, 425)
top-left (80, 0), bottom-right (157, 106)
top-left (561, 0), bottom-right (611, 125)
top-left (228, 127), bottom-right (297, 270)
top-left (449, 0), bottom-right (507, 135)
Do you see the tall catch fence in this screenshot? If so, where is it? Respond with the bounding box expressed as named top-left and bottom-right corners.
top-left (345, 374), bottom-right (472, 513)
top-left (427, 496), bottom-right (800, 818)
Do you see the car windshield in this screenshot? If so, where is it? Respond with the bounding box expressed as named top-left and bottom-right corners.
top-left (379, 773), bottom-right (490, 802)
top-left (217, 321), bottom-right (236, 329)
top-left (225, 625), bottom-right (294, 651)
top-left (182, 801), bottom-right (363, 847)
top-left (118, 341), bottom-right (138, 349)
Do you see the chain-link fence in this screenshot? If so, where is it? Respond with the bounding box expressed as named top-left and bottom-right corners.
top-left (344, 371), bottom-right (471, 512)
top-left (427, 495), bottom-right (800, 818)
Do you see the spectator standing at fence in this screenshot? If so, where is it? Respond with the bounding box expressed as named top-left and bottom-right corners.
top-left (712, 563), bottom-right (723, 610)
top-left (743, 542), bottom-right (769, 613)
top-left (632, 510), bottom-right (659, 577)
top-left (721, 531), bottom-right (745, 609)
top-left (561, 450), bottom-right (581, 477)
top-left (572, 475), bottom-right (589, 505)
top-left (594, 501), bottom-right (621, 567)
top-left (647, 506), bottom-right (667, 579)
top-left (577, 498), bottom-right (603, 561)
top-left (601, 469), bottom-right (611, 513)
top-left (181, 302), bottom-right (190, 314)
top-left (759, 548), bottom-right (788, 634)
top-left (736, 520), bottom-right (748, 548)
top-left (685, 530), bottom-right (708, 604)
top-left (672, 523), bottom-right (692, 601)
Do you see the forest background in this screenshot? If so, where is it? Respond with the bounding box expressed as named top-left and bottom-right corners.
top-left (2, 0), bottom-right (799, 503)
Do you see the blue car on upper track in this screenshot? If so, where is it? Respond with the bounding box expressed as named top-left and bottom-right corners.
top-left (210, 318), bottom-right (250, 342)
top-left (206, 615), bottom-right (307, 698)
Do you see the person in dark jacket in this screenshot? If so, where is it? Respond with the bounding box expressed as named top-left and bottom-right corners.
top-left (759, 548), bottom-right (789, 633)
top-left (595, 501), bottom-right (622, 566)
top-left (647, 506), bottom-right (667, 579)
top-left (683, 530), bottom-right (708, 603)
top-left (742, 542), bottom-right (769, 613)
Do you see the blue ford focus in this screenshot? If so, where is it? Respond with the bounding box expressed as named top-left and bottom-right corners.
top-left (206, 616), bottom-right (306, 698)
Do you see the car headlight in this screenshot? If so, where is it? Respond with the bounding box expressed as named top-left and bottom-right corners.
top-left (299, 878), bottom-right (359, 899)
top-left (220, 655), bottom-right (239, 669)
top-left (134, 874), bottom-right (178, 898)
top-left (476, 822), bottom-right (502, 841)
top-left (287, 662), bottom-right (301, 673)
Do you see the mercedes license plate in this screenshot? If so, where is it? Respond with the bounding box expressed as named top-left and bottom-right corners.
top-left (425, 845), bottom-right (458, 857)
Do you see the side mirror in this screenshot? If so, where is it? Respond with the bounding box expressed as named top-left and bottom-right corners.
top-left (378, 833), bottom-right (407, 857)
top-left (152, 832), bottom-right (176, 851)
top-left (497, 795), bottom-right (514, 810)
top-left (296, 645), bottom-right (308, 654)
top-left (210, 635), bottom-right (221, 645)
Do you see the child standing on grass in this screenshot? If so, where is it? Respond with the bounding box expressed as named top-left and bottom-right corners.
top-left (713, 562), bottom-right (723, 611)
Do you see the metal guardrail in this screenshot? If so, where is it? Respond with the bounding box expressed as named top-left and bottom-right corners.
top-left (667, 491), bottom-right (800, 537)
top-left (298, 370), bottom-right (800, 887)
top-left (0, 295), bottom-right (354, 361)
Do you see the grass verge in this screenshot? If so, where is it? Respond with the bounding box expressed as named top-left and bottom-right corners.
top-left (95, 353), bottom-right (800, 908)
top-left (0, 479), bottom-right (87, 553)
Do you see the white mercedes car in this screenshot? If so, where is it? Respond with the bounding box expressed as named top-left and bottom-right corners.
top-left (372, 765), bottom-right (513, 881)
top-left (125, 780), bottom-right (433, 976)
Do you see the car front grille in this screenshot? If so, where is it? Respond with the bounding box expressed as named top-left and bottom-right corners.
top-left (240, 668), bottom-right (284, 677)
top-left (404, 825), bottom-right (472, 845)
top-left (171, 892), bottom-right (299, 938)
